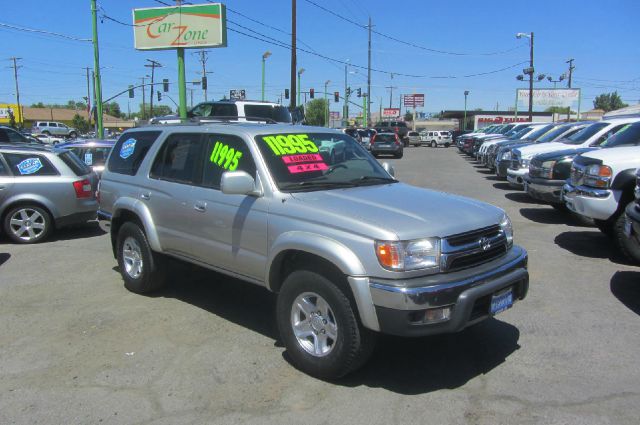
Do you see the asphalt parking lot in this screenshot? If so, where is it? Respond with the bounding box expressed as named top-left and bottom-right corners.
top-left (1, 146), bottom-right (639, 425)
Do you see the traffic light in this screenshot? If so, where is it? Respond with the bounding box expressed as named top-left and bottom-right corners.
top-left (128, 85), bottom-right (134, 98)
top-left (334, 91), bottom-right (339, 102)
top-left (309, 88), bottom-right (314, 99)
top-left (357, 88), bottom-right (362, 97)
top-left (285, 89), bottom-right (289, 99)
top-left (162, 78), bottom-right (169, 92)
top-left (201, 76), bottom-right (207, 90)
top-left (157, 91), bottom-right (162, 101)
top-left (346, 87), bottom-right (351, 97)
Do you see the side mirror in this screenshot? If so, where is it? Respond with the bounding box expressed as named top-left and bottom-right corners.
top-left (382, 162), bottom-right (395, 177)
top-left (221, 171), bottom-right (261, 196)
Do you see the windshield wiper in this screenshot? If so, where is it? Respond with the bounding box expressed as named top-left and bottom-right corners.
top-left (351, 176), bottom-right (398, 185)
top-left (282, 179), bottom-right (358, 191)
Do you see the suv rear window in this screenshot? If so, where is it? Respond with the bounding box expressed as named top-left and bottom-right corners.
top-left (375, 134), bottom-right (396, 143)
top-left (58, 151), bottom-right (92, 176)
top-left (108, 131), bottom-right (162, 175)
top-left (244, 105), bottom-right (292, 123)
top-left (3, 153), bottom-right (59, 176)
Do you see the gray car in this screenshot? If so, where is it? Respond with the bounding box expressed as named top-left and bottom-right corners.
top-left (31, 121), bottom-right (78, 138)
top-left (0, 144), bottom-right (98, 243)
top-left (98, 123), bottom-right (528, 379)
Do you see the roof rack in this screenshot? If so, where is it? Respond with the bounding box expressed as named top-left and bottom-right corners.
top-left (148, 116), bottom-right (280, 126)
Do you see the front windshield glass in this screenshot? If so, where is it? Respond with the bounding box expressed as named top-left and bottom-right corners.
top-left (508, 126), bottom-right (533, 139)
top-left (563, 122), bottom-right (609, 145)
top-left (600, 123), bottom-right (640, 148)
top-left (68, 146), bottom-right (113, 167)
top-left (525, 124), bottom-right (555, 141)
top-left (536, 125), bottom-right (572, 143)
top-left (255, 132), bottom-right (395, 192)
top-left (497, 124), bottom-right (515, 134)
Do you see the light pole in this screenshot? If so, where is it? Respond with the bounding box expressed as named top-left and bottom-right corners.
top-left (297, 68), bottom-right (305, 106)
top-left (463, 90), bottom-right (469, 131)
top-left (324, 80), bottom-right (330, 127)
top-left (516, 32), bottom-right (534, 121)
top-left (261, 51), bottom-right (271, 102)
top-left (547, 74), bottom-right (565, 89)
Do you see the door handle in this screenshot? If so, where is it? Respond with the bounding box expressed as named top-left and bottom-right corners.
top-left (194, 201), bottom-right (206, 212)
top-left (140, 192), bottom-right (151, 200)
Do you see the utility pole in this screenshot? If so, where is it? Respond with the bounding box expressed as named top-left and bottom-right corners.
top-left (386, 73), bottom-right (396, 109)
top-left (197, 50), bottom-right (210, 101)
top-left (566, 58), bottom-right (574, 88)
top-left (176, 0), bottom-right (187, 119)
top-left (324, 80), bottom-right (330, 127)
top-left (139, 77), bottom-right (147, 120)
top-left (84, 67), bottom-right (92, 125)
top-left (366, 17), bottom-right (372, 126)
top-left (9, 57), bottom-right (22, 126)
top-left (528, 32), bottom-right (534, 122)
top-left (91, 0), bottom-right (104, 138)
top-left (290, 0), bottom-right (297, 109)
top-left (91, 70), bottom-right (97, 133)
top-left (145, 59), bottom-right (162, 119)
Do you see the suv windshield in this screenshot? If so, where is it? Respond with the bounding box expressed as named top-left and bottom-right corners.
top-left (563, 122), bottom-right (609, 145)
top-left (535, 125), bottom-right (570, 143)
top-left (600, 123), bottom-right (640, 148)
top-left (254, 132), bottom-right (395, 192)
top-left (525, 124), bottom-right (555, 141)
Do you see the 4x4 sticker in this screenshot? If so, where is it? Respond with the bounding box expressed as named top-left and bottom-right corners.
top-left (262, 134), bottom-right (319, 156)
top-left (210, 141), bottom-right (242, 171)
top-left (16, 158), bottom-right (43, 175)
top-left (119, 138), bottom-right (137, 159)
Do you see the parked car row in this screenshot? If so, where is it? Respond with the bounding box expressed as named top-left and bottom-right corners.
top-left (459, 118), bottom-right (640, 264)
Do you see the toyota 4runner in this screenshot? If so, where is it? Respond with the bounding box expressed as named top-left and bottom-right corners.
top-left (98, 123), bottom-right (529, 379)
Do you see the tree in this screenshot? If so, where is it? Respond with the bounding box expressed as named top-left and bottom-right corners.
top-left (545, 106), bottom-right (575, 114)
top-left (304, 99), bottom-right (328, 126)
top-left (404, 110), bottom-right (414, 121)
top-left (71, 114), bottom-right (91, 133)
top-left (105, 101), bottom-right (124, 118)
top-left (593, 91), bottom-right (628, 112)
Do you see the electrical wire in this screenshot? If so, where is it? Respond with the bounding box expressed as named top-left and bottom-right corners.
top-left (0, 22), bottom-right (90, 42)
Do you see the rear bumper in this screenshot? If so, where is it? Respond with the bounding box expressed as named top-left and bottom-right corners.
top-left (55, 210), bottom-right (98, 228)
top-left (371, 145), bottom-right (403, 155)
top-left (368, 246), bottom-right (528, 337)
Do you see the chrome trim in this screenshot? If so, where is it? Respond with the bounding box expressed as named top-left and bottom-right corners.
top-left (563, 183), bottom-right (611, 199)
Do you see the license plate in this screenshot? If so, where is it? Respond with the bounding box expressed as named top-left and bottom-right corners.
top-left (379, 144), bottom-right (391, 148)
top-left (490, 288), bottom-right (513, 315)
top-left (624, 218), bottom-right (633, 238)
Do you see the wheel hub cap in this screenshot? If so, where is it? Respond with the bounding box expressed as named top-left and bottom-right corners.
top-left (291, 292), bottom-right (338, 357)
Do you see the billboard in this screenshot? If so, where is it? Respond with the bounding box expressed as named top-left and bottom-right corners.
top-left (517, 88), bottom-right (580, 107)
top-left (0, 104), bottom-right (22, 124)
top-left (382, 108), bottom-right (400, 117)
top-left (329, 111), bottom-right (341, 119)
top-left (403, 94), bottom-right (425, 108)
top-left (474, 114), bottom-right (553, 130)
top-left (133, 4), bottom-right (227, 50)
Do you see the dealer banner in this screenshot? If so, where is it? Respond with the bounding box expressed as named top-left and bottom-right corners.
top-left (517, 88), bottom-right (580, 107)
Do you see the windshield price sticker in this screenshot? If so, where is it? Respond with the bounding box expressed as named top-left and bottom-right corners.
top-left (288, 162), bottom-right (328, 174)
top-left (84, 152), bottom-right (93, 165)
top-left (210, 141), bottom-right (242, 171)
top-left (262, 134), bottom-right (319, 156)
top-left (120, 138), bottom-right (137, 159)
top-left (16, 158), bottom-right (43, 175)
top-left (282, 154), bottom-right (323, 164)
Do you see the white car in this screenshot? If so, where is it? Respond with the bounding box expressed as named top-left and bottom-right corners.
top-left (507, 118), bottom-right (640, 188)
top-left (420, 131), bottom-right (452, 147)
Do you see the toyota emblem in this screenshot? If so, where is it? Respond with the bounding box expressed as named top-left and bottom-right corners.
top-left (479, 237), bottom-right (491, 251)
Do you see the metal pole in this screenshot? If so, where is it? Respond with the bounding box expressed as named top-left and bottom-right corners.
top-left (145, 60), bottom-right (162, 119)
top-left (528, 32), bottom-right (534, 122)
top-left (463, 93), bottom-right (467, 131)
top-left (514, 90), bottom-right (518, 119)
top-left (10, 57), bottom-right (22, 126)
top-left (85, 67), bottom-right (91, 126)
top-left (290, 0), bottom-right (297, 109)
top-left (363, 95), bottom-right (368, 128)
top-left (367, 16), bottom-right (372, 126)
top-left (177, 48), bottom-right (187, 119)
top-left (200, 50), bottom-right (208, 101)
top-left (91, 0), bottom-right (104, 138)
top-left (140, 77), bottom-right (146, 120)
top-left (92, 71), bottom-right (97, 133)
top-left (344, 63), bottom-right (348, 126)
top-left (297, 71), bottom-right (301, 106)
top-left (261, 56), bottom-right (266, 101)
top-left (324, 80), bottom-right (329, 127)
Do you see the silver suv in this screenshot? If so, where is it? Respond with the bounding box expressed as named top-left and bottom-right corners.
top-left (31, 121), bottom-right (78, 138)
top-left (0, 144), bottom-right (98, 243)
top-left (98, 123), bottom-right (529, 379)
top-left (150, 100), bottom-right (292, 124)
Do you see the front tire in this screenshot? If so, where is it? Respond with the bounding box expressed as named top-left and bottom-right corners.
top-left (431, 141), bottom-right (437, 148)
top-left (614, 203), bottom-right (640, 263)
top-left (594, 218), bottom-right (614, 238)
top-left (116, 222), bottom-right (167, 294)
top-left (276, 270), bottom-right (376, 379)
top-left (3, 204), bottom-right (52, 244)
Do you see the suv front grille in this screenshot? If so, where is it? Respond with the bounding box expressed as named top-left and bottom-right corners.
top-left (442, 225), bottom-right (508, 272)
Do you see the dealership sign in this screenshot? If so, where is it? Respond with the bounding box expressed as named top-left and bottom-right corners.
top-left (330, 111), bottom-right (341, 119)
top-left (517, 88), bottom-right (580, 107)
top-left (133, 4), bottom-right (227, 50)
top-left (382, 108), bottom-right (401, 117)
top-left (403, 94), bottom-right (425, 108)
top-left (474, 114), bottom-right (553, 129)
top-left (0, 104), bottom-right (22, 124)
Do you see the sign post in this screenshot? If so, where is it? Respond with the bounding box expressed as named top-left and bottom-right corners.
top-left (133, 3), bottom-right (227, 120)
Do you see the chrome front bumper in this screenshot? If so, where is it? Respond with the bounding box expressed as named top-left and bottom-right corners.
top-left (562, 183), bottom-right (618, 220)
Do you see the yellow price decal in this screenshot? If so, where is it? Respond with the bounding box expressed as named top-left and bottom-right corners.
top-left (210, 141), bottom-right (243, 171)
top-left (262, 134), bottom-right (319, 156)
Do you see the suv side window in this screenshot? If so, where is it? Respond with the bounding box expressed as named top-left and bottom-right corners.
top-left (4, 153), bottom-right (59, 176)
top-left (48, 123), bottom-right (57, 127)
top-left (0, 129), bottom-right (8, 143)
top-left (150, 133), bottom-right (203, 184)
top-left (6, 128), bottom-right (27, 143)
top-left (211, 103), bottom-right (238, 118)
top-left (0, 156), bottom-right (8, 176)
top-left (201, 134), bottom-right (256, 189)
top-left (108, 131), bottom-right (162, 175)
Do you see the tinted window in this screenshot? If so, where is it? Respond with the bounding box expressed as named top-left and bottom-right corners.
top-left (4, 153), bottom-right (59, 176)
top-left (69, 146), bottom-right (112, 167)
top-left (600, 123), bottom-right (640, 147)
top-left (0, 157), bottom-right (8, 176)
top-left (244, 105), bottom-right (292, 123)
top-left (5, 129), bottom-right (27, 143)
top-left (408, 132), bottom-right (419, 136)
top-left (58, 151), bottom-right (92, 176)
top-left (201, 134), bottom-right (256, 189)
top-left (150, 133), bottom-right (203, 184)
top-left (526, 124), bottom-right (555, 141)
top-left (564, 122), bottom-right (609, 145)
top-left (211, 103), bottom-right (238, 117)
top-left (536, 125), bottom-right (570, 143)
top-left (48, 123), bottom-right (57, 127)
top-left (0, 129), bottom-right (8, 143)
top-left (374, 134), bottom-right (396, 143)
top-left (108, 131), bottom-right (162, 175)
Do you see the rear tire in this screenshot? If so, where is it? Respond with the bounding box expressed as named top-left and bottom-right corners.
top-left (614, 203), bottom-right (640, 263)
top-left (3, 204), bottom-right (53, 244)
top-left (116, 222), bottom-right (167, 294)
top-left (276, 269), bottom-right (376, 379)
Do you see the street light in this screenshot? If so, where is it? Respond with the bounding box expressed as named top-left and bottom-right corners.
top-left (297, 67), bottom-right (305, 105)
top-left (463, 90), bottom-right (469, 131)
top-left (516, 32), bottom-right (534, 121)
top-left (324, 79), bottom-right (331, 127)
top-left (261, 51), bottom-right (271, 102)
top-left (547, 74), bottom-right (566, 89)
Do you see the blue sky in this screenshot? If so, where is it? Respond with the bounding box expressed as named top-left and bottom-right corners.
top-left (1, 0), bottom-right (638, 116)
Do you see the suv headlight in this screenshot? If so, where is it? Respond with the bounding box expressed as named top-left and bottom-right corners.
top-left (584, 164), bottom-right (612, 188)
top-left (519, 158), bottom-right (530, 168)
top-left (539, 160), bottom-right (556, 179)
top-left (500, 214), bottom-right (514, 248)
top-left (375, 238), bottom-right (440, 272)
top-left (501, 151), bottom-right (512, 160)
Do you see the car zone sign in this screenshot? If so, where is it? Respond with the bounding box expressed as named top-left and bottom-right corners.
top-left (133, 4), bottom-right (227, 50)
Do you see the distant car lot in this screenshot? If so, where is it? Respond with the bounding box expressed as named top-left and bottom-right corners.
top-left (0, 147), bottom-right (638, 424)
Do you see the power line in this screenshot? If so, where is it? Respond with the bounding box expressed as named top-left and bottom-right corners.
top-left (302, 0), bottom-right (525, 56)
top-left (0, 22), bottom-right (91, 42)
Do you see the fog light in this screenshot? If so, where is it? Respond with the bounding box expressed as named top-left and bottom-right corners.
top-left (410, 306), bottom-right (452, 324)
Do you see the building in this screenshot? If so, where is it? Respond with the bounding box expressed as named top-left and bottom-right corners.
top-left (21, 107), bottom-right (135, 130)
top-left (439, 110), bottom-right (554, 130)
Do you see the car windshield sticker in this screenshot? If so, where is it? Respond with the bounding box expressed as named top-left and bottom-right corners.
top-left (84, 152), bottom-right (93, 165)
top-left (209, 141), bottom-right (243, 171)
top-left (287, 162), bottom-right (328, 174)
top-left (119, 138), bottom-right (136, 159)
top-left (16, 158), bottom-right (43, 175)
top-left (261, 134), bottom-right (319, 156)
top-left (281, 153), bottom-right (323, 164)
